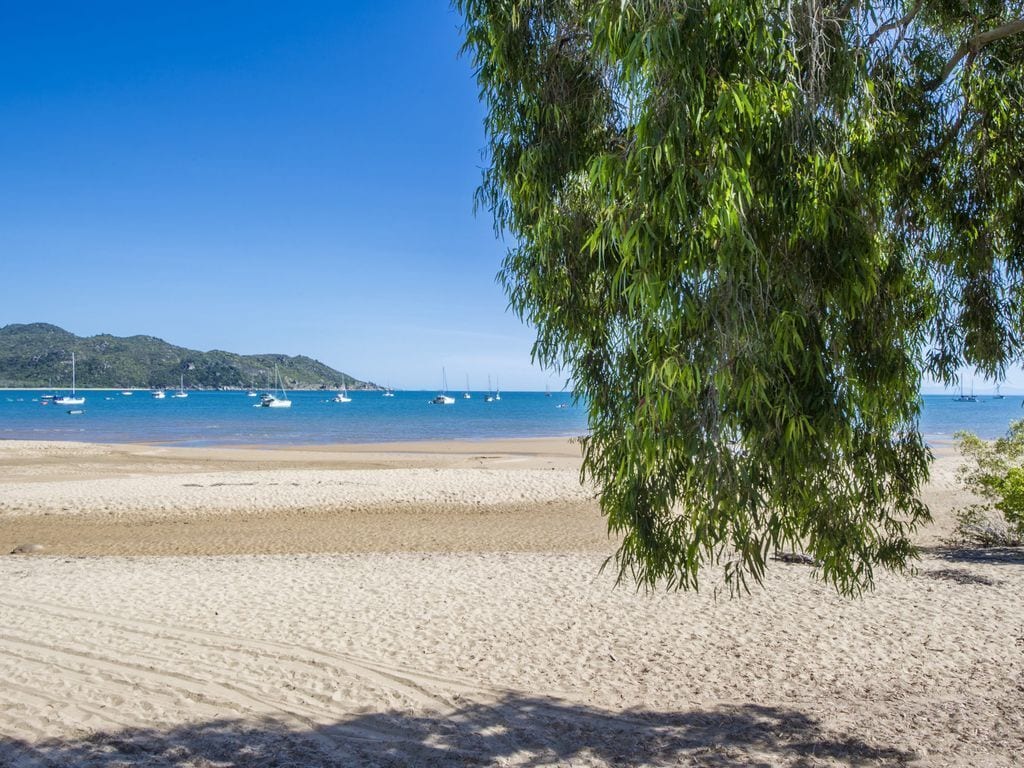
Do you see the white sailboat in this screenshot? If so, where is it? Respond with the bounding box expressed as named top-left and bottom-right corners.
top-left (54, 352), bottom-right (86, 406)
top-left (484, 375), bottom-right (494, 403)
top-left (495, 376), bottom-right (501, 401)
top-left (152, 388), bottom-right (166, 399)
top-left (172, 374), bottom-right (189, 398)
top-left (432, 368), bottom-right (455, 405)
top-left (260, 365), bottom-right (292, 408)
top-left (382, 385), bottom-right (395, 398)
top-left (463, 374), bottom-right (471, 399)
top-left (333, 381), bottom-right (352, 403)
top-left (953, 380), bottom-right (977, 402)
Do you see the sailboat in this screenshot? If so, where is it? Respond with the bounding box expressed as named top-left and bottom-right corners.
top-left (495, 376), bottom-right (501, 401)
top-left (260, 365), bottom-right (292, 408)
top-left (484, 375), bottom-right (494, 403)
top-left (172, 374), bottom-right (189, 398)
top-left (432, 368), bottom-right (455, 405)
top-left (463, 374), bottom-right (471, 399)
top-left (953, 380), bottom-right (977, 402)
top-left (382, 384), bottom-right (395, 398)
top-left (994, 383), bottom-right (1005, 400)
top-left (54, 353), bottom-right (86, 406)
top-left (333, 380), bottom-right (352, 403)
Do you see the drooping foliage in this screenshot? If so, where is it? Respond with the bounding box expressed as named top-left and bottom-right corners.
top-left (457, 0), bottom-right (1024, 593)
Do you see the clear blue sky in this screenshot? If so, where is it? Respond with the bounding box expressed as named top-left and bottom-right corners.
top-left (0, 1), bottom-right (565, 392)
top-left (1, 2), bottom-right (1018, 395)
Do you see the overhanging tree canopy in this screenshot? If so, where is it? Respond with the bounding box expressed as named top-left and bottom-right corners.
top-left (457, 0), bottom-right (1024, 593)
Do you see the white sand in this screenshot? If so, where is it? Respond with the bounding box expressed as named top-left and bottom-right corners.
top-left (0, 439), bottom-right (1021, 766)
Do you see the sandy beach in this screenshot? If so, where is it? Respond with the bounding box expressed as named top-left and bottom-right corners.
top-left (1, 438), bottom-right (1022, 766)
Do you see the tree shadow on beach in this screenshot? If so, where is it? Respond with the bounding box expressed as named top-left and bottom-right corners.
top-left (0, 693), bottom-right (914, 767)
top-left (930, 546), bottom-right (1024, 566)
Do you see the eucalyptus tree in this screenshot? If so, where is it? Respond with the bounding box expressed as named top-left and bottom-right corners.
top-left (457, 0), bottom-right (1024, 593)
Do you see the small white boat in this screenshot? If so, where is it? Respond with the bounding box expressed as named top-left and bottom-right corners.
top-left (484, 375), bottom-right (494, 402)
top-left (247, 390), bottom-right (258, 397)
top-left (66, 409), bottom-right (85, 415)
top-left (431, 368), bottom-right (455, 405)
top-left (382, 387), bottom-right (395, 398)
top-left (463, 375), bottom-right (471, 399)
top-left (495, 377), bottom-right (501, 401)
top-left (260, 394), bottom-right (291, 408)
top-left (172, 374), bottom-right (188, 398)
top-left (54, 353), bottom-right (86, 406)
top-left (121, 390), bottom-right (134, 396)
top-left (152, 389), bottom-right (166, 399)
top-left (332, 381), bottom-right (352, 403)
top-left (260, 365), bottom-right (292, 408)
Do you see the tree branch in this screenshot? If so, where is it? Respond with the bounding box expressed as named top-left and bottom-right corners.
top-left (922, 18), bottom-right (1024, 91)
top-left (836, 1), bottom-right (861, 21)
top-left (867, 0), bottom-right (924, 48)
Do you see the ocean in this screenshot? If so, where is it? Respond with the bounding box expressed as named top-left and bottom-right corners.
top-left (0, 390), bottom-right (1020, 447)
top-left (0, 389), bottom-right (588, 447)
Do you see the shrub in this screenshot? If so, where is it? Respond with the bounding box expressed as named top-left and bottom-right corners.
top-left (954, 421), bottom-right (1024, 547)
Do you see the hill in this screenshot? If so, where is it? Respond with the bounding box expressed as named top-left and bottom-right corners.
top-left (0, 323), bottom-right (374, 390)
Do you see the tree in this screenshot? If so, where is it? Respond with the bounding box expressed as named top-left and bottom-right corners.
top-left (456, 0), bottom-right (1024, 594)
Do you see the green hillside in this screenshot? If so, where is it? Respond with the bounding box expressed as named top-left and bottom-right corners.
top-left (0, 323), bottom-right (374, 390)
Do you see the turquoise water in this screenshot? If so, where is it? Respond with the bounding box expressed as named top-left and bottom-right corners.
top-left (917, 393), bottom-right (1024, 442)
top-left (0, 390), bottom-right (1020, 447)
top-left (0, 389), bottom-right (588, 447)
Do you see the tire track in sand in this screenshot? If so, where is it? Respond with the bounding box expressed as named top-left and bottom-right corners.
top-left (0, 596), bottom-right (492, 714)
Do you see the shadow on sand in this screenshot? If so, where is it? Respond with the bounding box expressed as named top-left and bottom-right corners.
top-left (0, 693), bottom-right (914, 767)
top-left (932, 546), bottom-right (1024, 566)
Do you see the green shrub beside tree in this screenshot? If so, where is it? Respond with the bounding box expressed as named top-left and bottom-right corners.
top-left (955, 422), bottom-right (1024, 547)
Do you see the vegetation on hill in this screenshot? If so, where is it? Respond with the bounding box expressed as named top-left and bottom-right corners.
top-left (0, 323), bottom-right (373, 390)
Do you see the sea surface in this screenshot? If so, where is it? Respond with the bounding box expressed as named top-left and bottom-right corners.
top-left (0, 390), bottom-right (1020, 447)
top-left (0, 389), bottom-right (588, 447)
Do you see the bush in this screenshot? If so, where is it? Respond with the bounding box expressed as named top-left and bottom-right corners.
top-left (954, 421), bottom-right (1024, 547)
